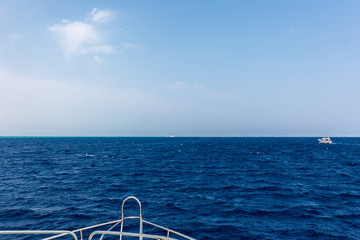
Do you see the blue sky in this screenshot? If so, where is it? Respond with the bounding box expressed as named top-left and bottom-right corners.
top-left (1, 0), bottom-right (360, 136)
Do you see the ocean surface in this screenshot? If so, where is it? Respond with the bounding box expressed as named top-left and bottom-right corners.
top-left (0, 137), bottom-right (360, 240)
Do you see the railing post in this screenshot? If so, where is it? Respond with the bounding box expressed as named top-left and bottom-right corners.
top-left (121, 196), bottom-right (143, 240)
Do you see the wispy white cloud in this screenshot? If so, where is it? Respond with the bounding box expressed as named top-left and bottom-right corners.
top-left (49, 9), bottom-right (115, 58)
top-left (90, 8), bottom-right (112, 23)
top-left (49, 21), bottom-right (100, 57)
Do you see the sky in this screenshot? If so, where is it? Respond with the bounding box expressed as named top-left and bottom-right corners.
top-left (0, 0), bottom-right (360, 137)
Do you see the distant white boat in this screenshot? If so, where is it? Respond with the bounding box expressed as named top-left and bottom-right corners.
top-left (318, 137), bottom-right (332, 144)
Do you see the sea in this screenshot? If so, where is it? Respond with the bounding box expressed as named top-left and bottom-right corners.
top-left (0, 137), bottom-right (360, 240)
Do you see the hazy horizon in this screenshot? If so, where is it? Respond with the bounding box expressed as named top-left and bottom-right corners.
top-left (0, 135), bottom-right (357, 138)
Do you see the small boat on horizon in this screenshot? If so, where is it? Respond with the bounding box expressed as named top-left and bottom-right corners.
top-left (318, 137), bottom-right (332, 144)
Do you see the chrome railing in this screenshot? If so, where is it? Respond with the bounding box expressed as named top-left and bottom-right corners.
top-left (0, 230), bottom-right (78, 239)
top-left (89, 231), bottom-right (177, 240)
top-left (119, 196), bottom-right (143, 240)
top-left (0, 196), bottom-right (195, 240)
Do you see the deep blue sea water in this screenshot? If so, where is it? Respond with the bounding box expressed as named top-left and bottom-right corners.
top-left (0, 137), bottom-right (360, 240)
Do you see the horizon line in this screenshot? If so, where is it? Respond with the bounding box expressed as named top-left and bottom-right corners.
top-left (0, 136), bottom-right (358, 138)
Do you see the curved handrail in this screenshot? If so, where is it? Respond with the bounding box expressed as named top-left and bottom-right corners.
top-left (89, 231), bottom-right (177, 240)
top-left (120, 196), bottom-right (143, 240)
top-left (0, 230), bottom-right (78, 240)
top-left (122, 196), bottom-right (142, 220)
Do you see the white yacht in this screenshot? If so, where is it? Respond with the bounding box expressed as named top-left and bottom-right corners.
top-left (318, 137), bottom-right (332, 144)
top-left (0, 196), bottom-right (194, 240)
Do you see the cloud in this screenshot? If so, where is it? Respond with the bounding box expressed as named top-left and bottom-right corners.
top-left (49, 9), bottom-right (115, 58)
top-left (49, 21), bottom-right (100, 57)
top-left (288, 28), bottom-right (294, 33)
top-left (91, 8), bottom-right (112, 23)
